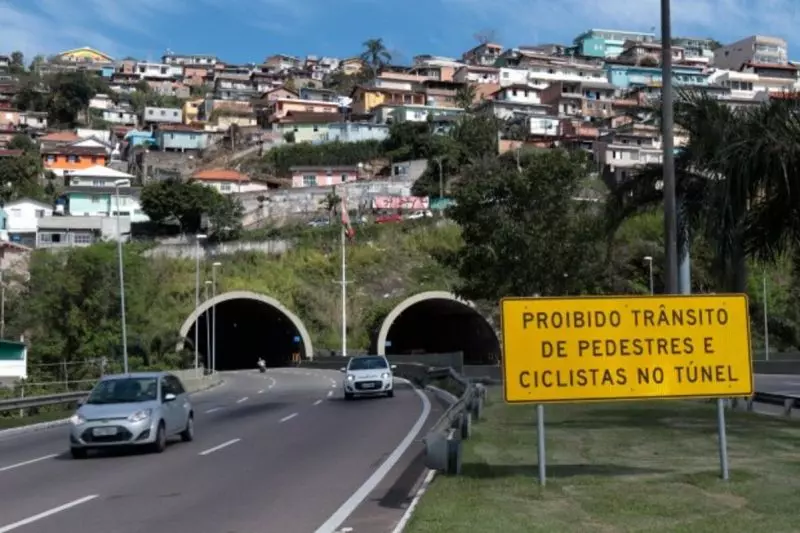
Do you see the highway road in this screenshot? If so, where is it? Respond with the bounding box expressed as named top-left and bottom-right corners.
top-left (0, 368), bottom-right (441, 533)
top-left (754, 374), bottom-right (800, 396)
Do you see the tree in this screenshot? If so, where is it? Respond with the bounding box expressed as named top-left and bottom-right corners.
top-left (0, 144), bottom-right (48, 203)
top-left (140, 179), bottom-right (226, 235)
top-left (455, 84), bottom-right (478, 109)
top-left (9, 51), bottom-right (24, 75)
top-left (606, 92), bottom-right (800, 293)
top-left (207, 195), bottom-right (244, 242)
top-left (360, 38), bottom-right (392, 76)
top-left (446, 149), bottom-right (602, 299)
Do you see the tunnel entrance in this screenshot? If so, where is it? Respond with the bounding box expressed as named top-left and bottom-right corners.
top-left (179, 291), bottom-right (314, 370)
top-left (375, 291), bottom-right (500, 365)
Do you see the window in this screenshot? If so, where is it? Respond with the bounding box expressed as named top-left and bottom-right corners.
top-left (68, 155), bottom-right (78, 163)
top-left (220, 183), bottom-right (231, 192)
top-left (160, 110), bottom-right (166, 116)
top-left (35, 209), bottom-right (44, 218)
top-left (92, 179), bottom-right (104, 187)
top-left (302, 175), bottom-right (316, 187)
top-left (73, 233), bottom-right (92, 244)
top-left (91, 196), bottom-right (100, 203)
top-left (341, 174), bottom-right (349, 181)
top-left (147, 109), bottom-right (154, 115)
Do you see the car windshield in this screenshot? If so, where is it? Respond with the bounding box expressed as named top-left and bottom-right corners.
top-left (86, 377), bottom-right (159, 404)
top-left (349, 357), bottom-right (388, 371)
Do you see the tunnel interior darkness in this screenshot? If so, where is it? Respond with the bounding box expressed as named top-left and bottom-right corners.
top-left (381, 299), bottom-right (500, 365)
top-left (185, 298), bottom-right (305, 370)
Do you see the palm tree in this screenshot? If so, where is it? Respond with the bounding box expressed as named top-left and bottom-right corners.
top-left (360, 38), bottom-right (392, 77)
top-left (606, 91), bottom-right (800, 293)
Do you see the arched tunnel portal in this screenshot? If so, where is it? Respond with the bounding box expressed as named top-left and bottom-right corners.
top-left (179, 291), bottom-right (314, 370)
top-left (375, 291), bottom-right (500, 365)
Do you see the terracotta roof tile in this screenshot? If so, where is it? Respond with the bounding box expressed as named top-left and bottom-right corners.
top-left (191, 168), bottom-right (249, 182)
top-left (40, 131), bottom-right (80, 142)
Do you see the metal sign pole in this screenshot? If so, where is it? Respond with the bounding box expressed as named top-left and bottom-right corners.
top-left (716, 398), bottom-right (730, 480)
top-left (536, 404), bottom-right (546, 486)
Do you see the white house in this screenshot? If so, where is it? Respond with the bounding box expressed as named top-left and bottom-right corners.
top-left (102, 107), bottom-right (138, 126)
top-left (2, 198), bottom-right (53, 246)
top-left (89, 94), bottom-right (114, 110)
top-left (189, 168), bottom-right (268, 195)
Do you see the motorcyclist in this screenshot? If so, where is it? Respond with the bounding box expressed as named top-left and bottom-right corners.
top-left (257, 357), bottom-right (266, 371)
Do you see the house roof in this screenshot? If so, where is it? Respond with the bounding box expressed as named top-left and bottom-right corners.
top-left (63, 185), bottom-right (139, 195)
top-left (276, 112), bottom-right (344, 124)
top-left (191, 168), bottom-right (249, 182)
top-left (158, 124), bottom-right (203, 132)
top-left (4, 197), bottom-right (52, 209)
top-left (289, 166), bottom-right (360, 172)
top-left (261, 86), bottom-right (299, 98)
top-left (42, 145), bottom-right (107, 156)
top-left (0, 149), bottom-right (23, 158)
top-left (39, 131), bottom-right (80, 143)
top-left (64, 165), bottom-right (135, 179)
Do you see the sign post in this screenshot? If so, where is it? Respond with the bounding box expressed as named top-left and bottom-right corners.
top-left (500, 294), bottom-right (752, 482)
top-left (536, 403), bottom-right (546, 486)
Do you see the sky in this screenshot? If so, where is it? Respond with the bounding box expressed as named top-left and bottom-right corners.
top-left (2, 0), bottom-right (800, 64)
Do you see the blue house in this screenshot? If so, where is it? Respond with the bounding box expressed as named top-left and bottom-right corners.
top-left (573, 29), bottom-right (656, 58)
top-left (61, 166), bottom-right (150, 223)
top-left (325, 123), bottom-right (390, 143)
top-left (605, 63), bottom-right (710, 89)
top-left (124, 129), bottom-right (156, 148)
top-left (154, 125), bottom-right (208, 152)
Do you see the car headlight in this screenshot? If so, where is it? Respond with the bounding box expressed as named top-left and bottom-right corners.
top-left (69, 413), bottom-right (85, 426)
top-left (346, 374), bottom-right (355, 381)
top-left (128, 409), bottom-right (152, 423)
top-left (381, 372), bottom-right (391, 380)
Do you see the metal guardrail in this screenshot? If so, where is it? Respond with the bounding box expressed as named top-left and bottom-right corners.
top-left (0, 370), bottom-right (218, 414)
top-left (422, 366), bottom-right (486, 476)
top-left (0, 391), bottom-right (89, 412)
top-left (729, 392), bottom-right (800, 417)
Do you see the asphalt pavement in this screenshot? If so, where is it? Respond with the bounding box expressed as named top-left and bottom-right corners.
top-left (0, 368), bottom-right (440, 533)
top-left (754, 374), bottom-right (800, 396)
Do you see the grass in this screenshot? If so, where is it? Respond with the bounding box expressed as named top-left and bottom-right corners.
top-left (406, 388), bottom-right (800, 533)
top-left (0, 409), bottom-right (72, 430)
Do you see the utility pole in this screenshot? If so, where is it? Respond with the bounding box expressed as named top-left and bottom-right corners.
top-left (660, 0), bottom-right (679, 294)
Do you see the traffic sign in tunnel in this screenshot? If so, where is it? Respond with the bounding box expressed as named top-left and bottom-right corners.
top-left (179, 291), bottom-right (313, 370)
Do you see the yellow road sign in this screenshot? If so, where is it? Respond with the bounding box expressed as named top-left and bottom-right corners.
top-left (500, 294), bottom-right (753, 404)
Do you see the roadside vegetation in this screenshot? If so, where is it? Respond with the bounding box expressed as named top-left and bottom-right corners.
top-left (406, 391), bottom-right (800, 533)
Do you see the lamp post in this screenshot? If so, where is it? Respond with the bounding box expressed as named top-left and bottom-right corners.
top-left (211, 261), bottom-right (221, 374)
top-left (114, 178), bottom-right (131, 374)
top-left (435, 157), bottom-right (444, 218)
top-left (661, 0), bottom-right (679, 293)
top-left (763, 270), bottom-right (770, 361)
top-left (194, 233), bottom-right (207, 375)
top-left (644, 256), bottom-right (654, 295)
top-left (204, 280), bottom-right (212, 370)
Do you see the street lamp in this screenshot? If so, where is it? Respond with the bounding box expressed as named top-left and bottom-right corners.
top-left (644, 256), bottom-right (654, 295)
top-left (211, 261), bottom-right (222, 374)
top-left (204, 280), bottom-right (212, 370)
top-left (114, 178), bottom-right (131, 374)
top-left (763, 270), bottom-right (770, 361)
top-left (194, 233), bottom-right (207, 375)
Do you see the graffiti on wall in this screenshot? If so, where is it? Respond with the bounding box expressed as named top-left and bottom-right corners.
top-left (372, 196), bottom-right (429, 210)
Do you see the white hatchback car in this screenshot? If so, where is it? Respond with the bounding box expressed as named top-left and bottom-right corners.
top-left (341, 355), bottom-right (396, 400)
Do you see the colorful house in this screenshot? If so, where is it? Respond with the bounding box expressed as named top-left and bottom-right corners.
top-left (54, 47), bottom-right (114, 64)
top-left (289, 166), bottom-right (359, 188)
top-left (42, 143), bottom-right (108, 176)
top-left (605, 63), bottom-right (710, 89)
top-left (60, 166), bottom-right (149, 223)
top-left (272, 112), bottom-right (343, 143)
top-left (189, 169), bottom-right (268, 195)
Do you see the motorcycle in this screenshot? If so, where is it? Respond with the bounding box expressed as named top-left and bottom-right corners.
top-left (258, 361), bottom-right (266, 373)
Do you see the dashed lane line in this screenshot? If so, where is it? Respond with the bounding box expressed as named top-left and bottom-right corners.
top-left (198, 438), bottom-right (241, 456)
top-left (279, 413), bottom-right (298, 423)
top-left (0, 454), bottom-right (58, 473)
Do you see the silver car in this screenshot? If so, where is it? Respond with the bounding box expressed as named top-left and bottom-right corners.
top-left (68, 371), bottom-right (194, 459)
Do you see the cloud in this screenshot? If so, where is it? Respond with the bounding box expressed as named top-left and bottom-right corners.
top-left (0, 0), bottom-right (188, 60)
top-left (440, 0), bottom-right (800, 48)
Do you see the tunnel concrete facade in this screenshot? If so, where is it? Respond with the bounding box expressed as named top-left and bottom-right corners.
top-left (375, 290), bottom-right (498, 360)
top-left (178, 290), bottom-right (314, 361)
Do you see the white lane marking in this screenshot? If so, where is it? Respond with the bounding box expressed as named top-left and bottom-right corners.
top-left (279, 413), bottom-right (298, 423)
top-left (236, 397), bottom-right (248, 404)
top-left (257, 390), bottom-right (265, 394)
top-left (0, 494), bottom-right (99, 532)
top-left (327, 390), bottom-right (334, 398)
top-left (390, 469), bottom-right (437, 533)
top-left (198, 438), bottom-right (241, 456)
top-left (0, 454), bottom-right (58, 473)
top-left (313, 399), bottom-right (323, 406)
top-left (314, 379), bottom-right (432, 533)
top-left (204, 407), bottom-right (222, 414)
top-left (331, 383), bottom-right (336, 388)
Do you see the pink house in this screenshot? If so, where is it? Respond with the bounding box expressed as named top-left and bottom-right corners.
top-left (290, 166), bottom-right (359, 188)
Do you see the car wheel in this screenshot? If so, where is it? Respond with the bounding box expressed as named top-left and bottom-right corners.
top-left (344, 392), bottom-right (354, 401)
top-left (386, 390), bottom-right (394, 398)
top-left (70, 447), bottom-right (88, 459)
top-left (151, 422), bottom-right (167, 453)
top-left (180, 415), bottom-right (194, 442)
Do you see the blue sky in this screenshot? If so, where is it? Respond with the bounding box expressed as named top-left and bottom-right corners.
top-left (2, 0), bottom-right (800, 64)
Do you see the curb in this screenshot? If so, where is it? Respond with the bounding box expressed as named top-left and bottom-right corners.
top-left (0, 377), bottom-right (225, 440)
top-left (390, 469), bottom-right (437, 533)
